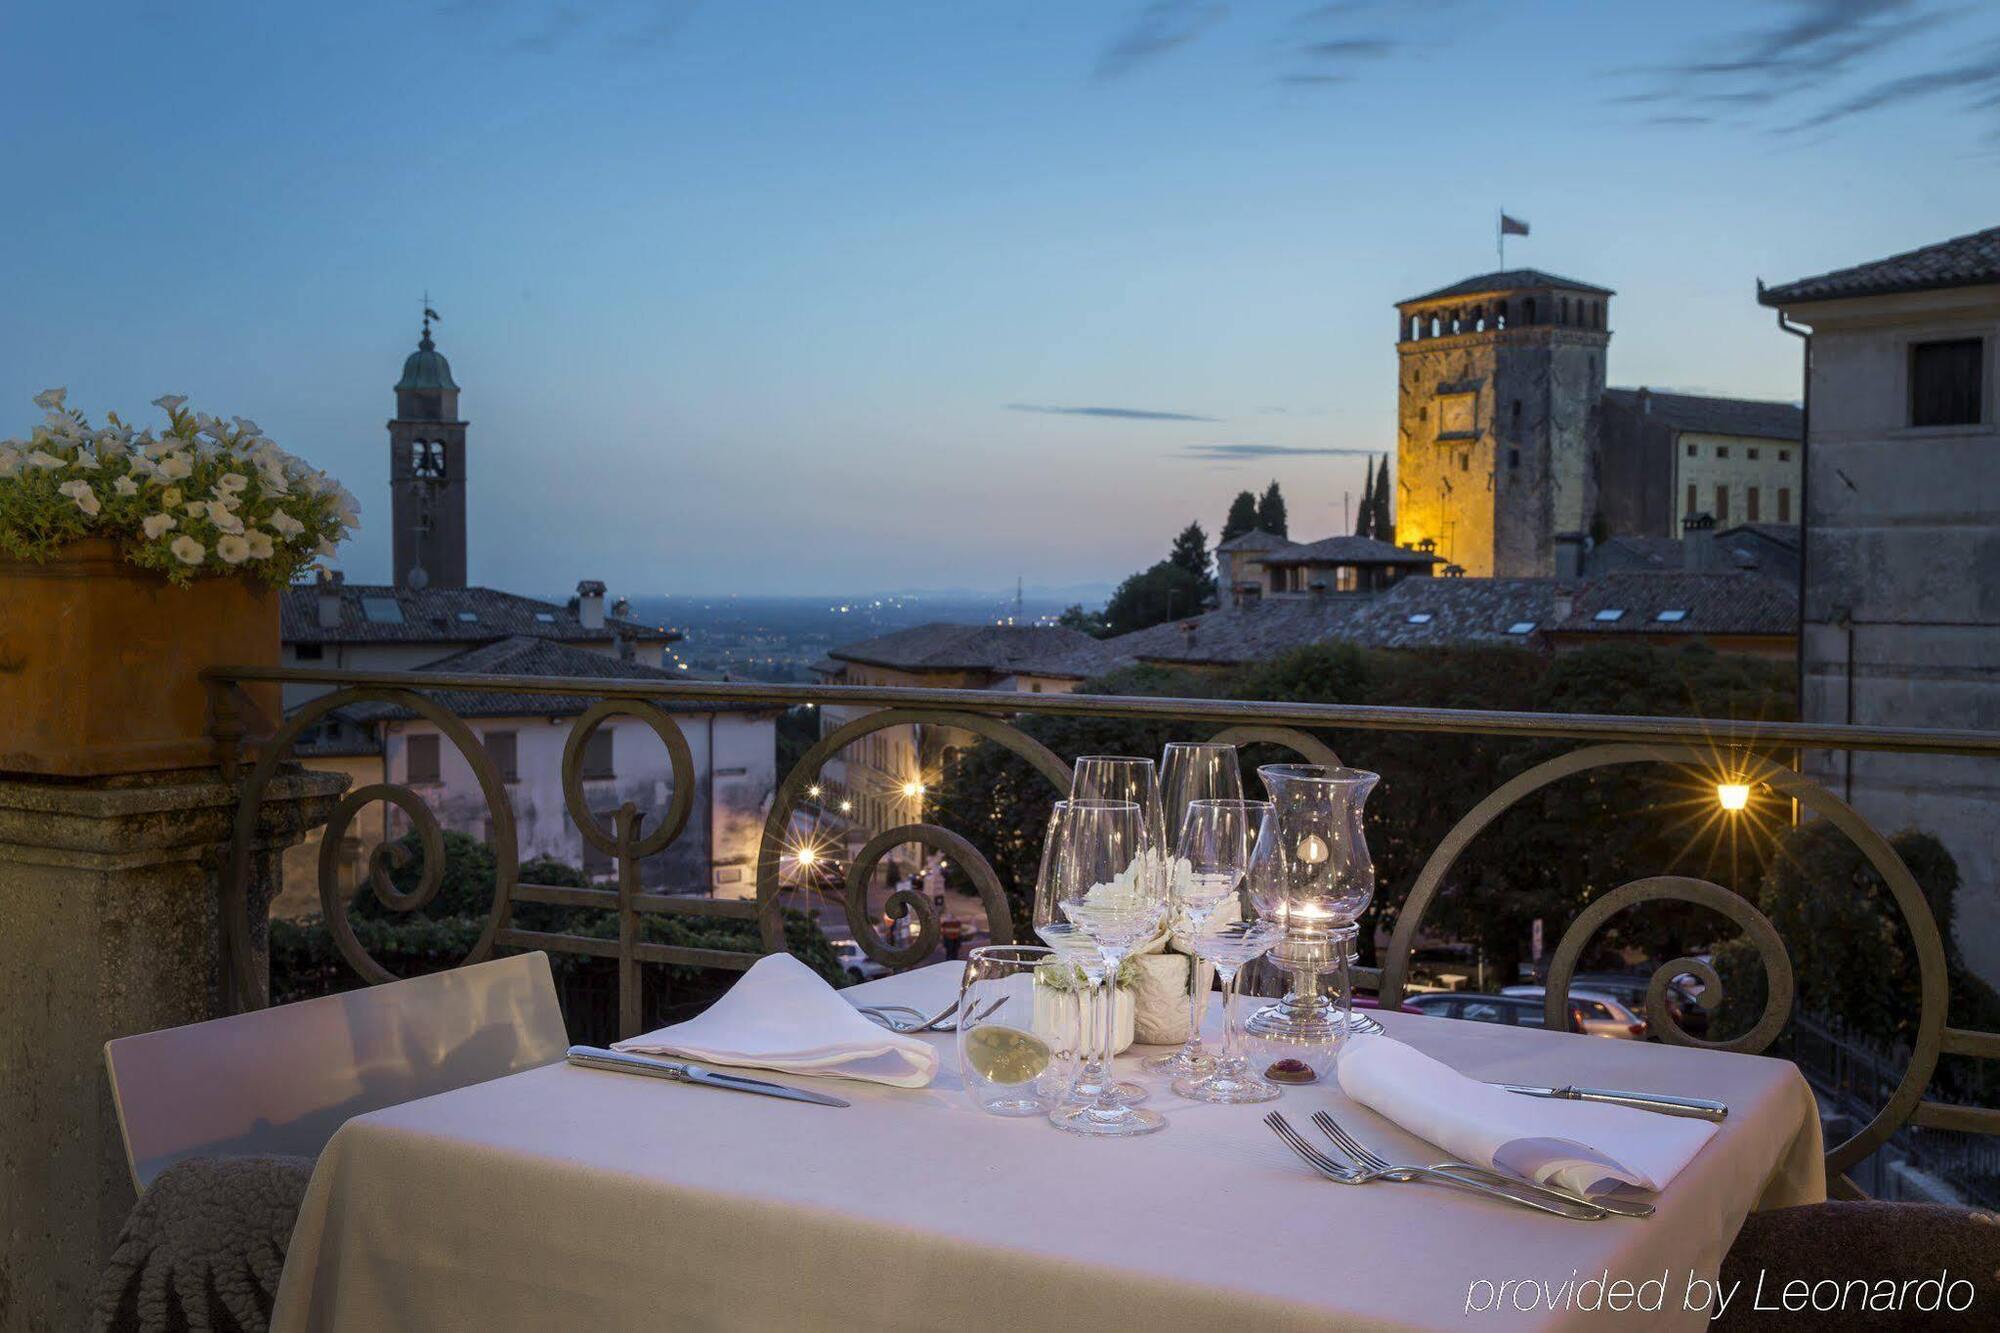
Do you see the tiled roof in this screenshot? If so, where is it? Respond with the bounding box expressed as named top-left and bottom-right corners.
top-left (282, 583), bottom-right (675, 646)
top-left (1585, 527), bottom-right (1800, 583)
top-left (1760, 224), bottom-right (2000, 305)
top-left (1215, 529), bottom-right (1292, 553)
top-left (1549, 571), bottom-right (1797, 638)
top-left (1603, 388), bottom-right (1801, 441)
top-left (1260, 535), bottom-right (1443, 568)
top-left (828, 623), bottom-right (1116, 679)
top-left (330, 637), bottom-right (765, 722)
top-left (1105, 597), bottom-right (1368, 667)
top-left (1338, 577), bottom-right (1572, 649)
top-left (292, 704), bottom-right (383, 757)
top-left (1402, 269), bottom-right (1614, 305)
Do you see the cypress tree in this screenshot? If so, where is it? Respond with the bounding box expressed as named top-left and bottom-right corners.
top-left (1257, 480), bottom-right (1288, 539)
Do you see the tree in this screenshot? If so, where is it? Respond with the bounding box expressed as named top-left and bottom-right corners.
top-left (1166, 521), bottom-right (1216, 603)
top-left (1257, 481), bottom-right (1289, 538)
top-left (1056, 603), bottom-right (1109, 637)
top-left (1371, 455), bottom-right (1394, 544)
top-left (1356, 458), bottom-right (1376, 539)
top-left (1102, 561), bottom-right (1208, 636)
top-left (1221, 490), bottom-right (1260, 543)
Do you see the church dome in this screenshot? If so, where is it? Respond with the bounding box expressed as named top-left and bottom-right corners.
top-left (396, 329), bottom-right (458, 392)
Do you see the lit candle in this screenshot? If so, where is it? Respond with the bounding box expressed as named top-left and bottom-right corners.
top-left (1297, 833), bottom-right (1329, 865)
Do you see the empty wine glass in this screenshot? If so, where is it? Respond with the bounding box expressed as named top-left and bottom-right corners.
top-left (1173, 802), bottom-right (1286, 1104)
top-left (1146, 743), bottom-right (1244, 1076)
top-left (1046, 798), bottom-right (1168, 1138)
top-left (1033, 800), bottom-right (1146, 1108)
top-left (1070, 755), bottom-right (1167, 854)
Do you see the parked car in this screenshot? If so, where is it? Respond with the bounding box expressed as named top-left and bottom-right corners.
top-left (1403, 992), bottom-right (1583, 1033)
top-left (830, 940), bottom-right (889, 984)
top-left (1541, 972), bottom-right (1710, 1038)
top-left (1501, 986), bottom-right (1648, 1039)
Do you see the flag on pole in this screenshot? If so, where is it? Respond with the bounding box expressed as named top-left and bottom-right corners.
top-left (1500, 214), bottom-right (1529, 236)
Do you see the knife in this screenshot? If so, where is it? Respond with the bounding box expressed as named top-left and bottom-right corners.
top-left (1496, 1082), bottom-right (1728, 1121)
top-left (567, 1046), bottom-right (851, 1108)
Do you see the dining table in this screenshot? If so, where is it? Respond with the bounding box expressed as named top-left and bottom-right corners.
top-left (271, 963), bottom-right (1825, 1331)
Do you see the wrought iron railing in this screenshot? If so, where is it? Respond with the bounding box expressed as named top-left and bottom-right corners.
top-left (210, 663), bottom-right (2000, 1197)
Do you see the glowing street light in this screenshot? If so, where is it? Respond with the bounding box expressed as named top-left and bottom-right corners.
top-left (807, 783), bottom-right (822, 799)
top-left (902, 780), bottom-right (925, 799)
top-left (795, 845), bottom-right (820, 869)
top-left (1716, 781), bottom-right (1751, 812)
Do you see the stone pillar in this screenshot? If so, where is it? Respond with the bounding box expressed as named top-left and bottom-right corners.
top-left (0, 765), bottom-right (343, 1332)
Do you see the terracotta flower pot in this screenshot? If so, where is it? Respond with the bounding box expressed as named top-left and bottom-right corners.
top-left (0, 538), bottom-right (280, 776)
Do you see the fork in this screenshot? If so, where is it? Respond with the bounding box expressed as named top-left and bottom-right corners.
top-left (857, 997), bottom-right (1004, 1034)
top-left (1263, 1113), bottom-right (1606, 1221)
top-left (1311, 1110), bottom-right (1654, 1220)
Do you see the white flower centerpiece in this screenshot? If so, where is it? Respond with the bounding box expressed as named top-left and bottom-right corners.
top-left (0, 389), bottom-right (358, 776)
top-left (0, 389), bottom-right (356, 584)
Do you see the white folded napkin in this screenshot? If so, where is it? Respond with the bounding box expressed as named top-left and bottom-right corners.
top-left (613, 953), bottom-right (938, 1088)
top-left (1337, 1034), bottom-right (1717, 1194)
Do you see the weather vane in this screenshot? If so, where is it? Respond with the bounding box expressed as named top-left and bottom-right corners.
top-left (422, 292), bottom-right (441, 337)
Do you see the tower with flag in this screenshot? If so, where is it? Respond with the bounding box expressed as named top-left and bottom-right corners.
top-left (1498, 211), bottom-right (1529, 267)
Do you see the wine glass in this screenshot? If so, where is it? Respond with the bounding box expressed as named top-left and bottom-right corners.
top-left (1033, 800), bottom-right (1146, 1108)
top-left (1146, 743), bottom-right (1244, 1076)
top-left (1046, 798), bottom-right (1168, 1138)
top-left (1070, 755), bottom-right (1167, 854)
top-left (1173, 802), bottom-right (1286, 1104)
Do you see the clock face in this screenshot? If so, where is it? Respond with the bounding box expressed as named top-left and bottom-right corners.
top-left (412, 440), bottom-right (448, 478)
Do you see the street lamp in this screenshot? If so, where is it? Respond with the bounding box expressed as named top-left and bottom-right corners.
top-left (1716, 781), bottom-right (1751, 812)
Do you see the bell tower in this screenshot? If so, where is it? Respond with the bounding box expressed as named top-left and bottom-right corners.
top-left (389, 309), bottom-right (467, 589)
top-left (1394, 270), bottom-right (1611, 577)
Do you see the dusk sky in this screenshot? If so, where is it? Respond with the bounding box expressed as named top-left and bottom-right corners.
top-left (7, 1), bottom-right (1999, 597)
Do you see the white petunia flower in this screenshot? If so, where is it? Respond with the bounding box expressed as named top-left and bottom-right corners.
top-left (57, 479), bottom-right (101, 516)
top-left (267, 510), bottom-right (305, 538)
top-left (210, 490), bottom-right (241, 512)
top-left (170, 534), bottom-right (205, 565)
top-left (127, 454), bottom-right (158, 478)
top-left (231, 416), bottom-right (262, 437)
top-left (184, 500), bottom-right (208, 518)
top-left (315, 538), bottom-right (338, 557)
top-left (244, 529), bottom-right (274, 560)
top-left (70, 450), bottom-right (100, 470)
top-left (25, 449), bottom-right (65, 470)
top-left (32, 387), bottom-right (66, 412)
top-left (113, 475), bottom-right (139, 496)
top-left (151, 394), bottom-right (187, 413)
top-left (216, 471), bottom-right (248, 493)
top-left (0, 446), bottom-right (19, 477)
top-left (142, 513), bottom-right (177, 539)
top-left (160, 486), bottom-right (183, 507)
top-left (155, 453), bottom-right (192, 481)
top-left (215, 533), bottom-right (250, 564)
top-left (209, 508), bottom-right (245, 535)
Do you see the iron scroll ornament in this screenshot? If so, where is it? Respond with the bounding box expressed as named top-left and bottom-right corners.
top-left (225, 685), bottom-right (519, 1004)
top-left (755, 708), bottom-right (1073, 963)
top-left (841, 824), bottom-right (1015, 970)
top-left (1376, 742), bottom-right (1949, 1187)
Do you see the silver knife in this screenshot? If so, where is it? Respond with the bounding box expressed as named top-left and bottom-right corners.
top-left (1496, 1082), bottom-right (1727, 1121)
top-left (567, 1046), bottom-right (851, 1108)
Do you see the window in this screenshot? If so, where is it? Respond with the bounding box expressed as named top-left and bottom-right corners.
top-left (484, 730), bottom-right (518, 782)
top-left (1593, 608), bottom-right (1626, 622)
top-left (534, 611), bottom-right (556, 623)
top-left (456, 610), bottom-right (479, 623)
top-left (1778, 487), bottom-right (1792, 523)
top-left (1748, 486), bottom-right (1762, 521)
top-left (1511, 399), bottom-right (1522, 430)
top-left (1714, 484), bottom-right (1729, 523)
top-left (361, 596), bottom-right (404, 624)
top-left (1506, 621), bottom-right (1536, 635)
top-left (1335, 565), bottom-right (1359, 592)
top-left (1458, 452), bottom-right (1469, 472)
top-left (581, 729), bottom-right (614, 779)
top-left (1715, 446), bottom-right (1729, 459)
top-left (406, 733), bottom-right (441, 784)
top-left (1686, 483), bottom-right (1697, 516)
top-left (1508, 447), bottom-right (1519, 469)
top-left (1747, 447), bottom-right (1760, 460)
top-left (1406, 613), bottom-right (1433, 625)
top-left (296, 643), bottom-right (324, 661)
top-left (1559, 297), bottom-right (1570, 324)
top-left (1655, 609), bottom-right (1688, 623)
top-left (1911, 338), bottom-right (1983, 426)
top-left (1685, 443), bottom-right (1696, 457)
top-left (1779, 449), bottom-right (1791, 462)
top-left (1523, 297), bottom-right (1537, 323)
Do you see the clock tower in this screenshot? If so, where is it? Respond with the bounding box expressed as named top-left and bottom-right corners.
top-left (389, 312), bottom-right (467, 589)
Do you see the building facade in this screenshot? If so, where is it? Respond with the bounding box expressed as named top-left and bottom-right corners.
top-left (1395, 270), bottom-right (1612, 577)
top-left (1598, 388), bottom-right (1803, 536)
top-left (1762, 224), bottom-right (2000, 982)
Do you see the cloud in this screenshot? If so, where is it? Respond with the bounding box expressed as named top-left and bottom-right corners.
top-left (1780, 38), bottom-right (2000, 133)
top-left (1177, 443), bottom-right (1381, 459)
top-left (1008, 403), bottom-right (1219, 422)
top-left (1645, 114), bottom-right (1716, 127)
top-left (441, 0), bottom-right (693, 56)
top-left (1094, 1), bottom-right (1228, 81)
top-left (1298, 37), bottom-right (1397, 60)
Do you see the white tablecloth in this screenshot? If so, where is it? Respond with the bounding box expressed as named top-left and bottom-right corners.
top-left (273, 965), bottom-right (1824, 1332)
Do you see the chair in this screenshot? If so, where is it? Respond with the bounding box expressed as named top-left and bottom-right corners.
top-left (104, 951), bottom-right (569, 1192)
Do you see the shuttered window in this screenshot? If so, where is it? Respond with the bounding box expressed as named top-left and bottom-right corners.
top-left (406, 734), bottom-right (441, 784)
top-left (1911, 338), bottom-right (1983, 427)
